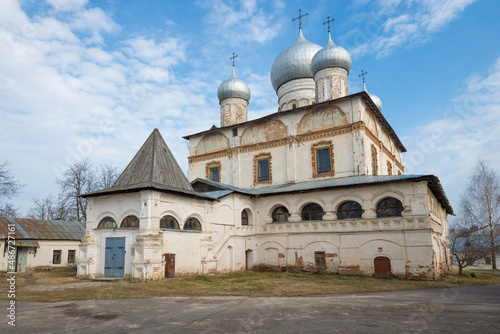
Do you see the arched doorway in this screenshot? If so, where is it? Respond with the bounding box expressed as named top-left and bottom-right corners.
top-left (374, 256), bottom-right (391, 277)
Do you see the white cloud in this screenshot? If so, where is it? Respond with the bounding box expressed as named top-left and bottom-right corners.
top-left (402, 56), bottom-right (500, 207)
top-left (198, 0), bottom-right (285, 46)
top-left (46, 0), bottom-right (88, 12)
top-left (347, 0), bottom-right (478, 58)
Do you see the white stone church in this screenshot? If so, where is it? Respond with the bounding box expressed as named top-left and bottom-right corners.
top-left (77, 23), bottom-right (453, 280)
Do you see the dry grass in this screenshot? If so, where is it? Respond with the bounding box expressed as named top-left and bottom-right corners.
top-left (1, 267), bottom-right (499, 303)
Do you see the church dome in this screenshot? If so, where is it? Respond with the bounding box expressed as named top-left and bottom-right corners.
top-left (217, 67), bottom-right (251, 103)
top-left (270, 29), bottom-right (322, 92)
top-left (311, 33), bottom-right (352, 75)
top-left (363, 83), bottom-right (383, 111)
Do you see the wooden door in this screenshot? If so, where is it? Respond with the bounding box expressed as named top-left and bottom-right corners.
top-left (16, 247), bottom-right (27, 273)
top-left (164, 253), bottom-right (175, 278)
top-left (374, 256), bottom-right (391, 277)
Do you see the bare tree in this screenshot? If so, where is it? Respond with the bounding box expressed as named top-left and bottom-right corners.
top-left (27, 195), bottom-right (70, 220)
top-left (450, 219), bottom-right (488, 275)
top-left (0, 203), bottom-right (20, 218)
top-left (461, 160), bottom-right (500, 269)
top-left (95, 164), bottom-right (120, 190)
top-left (0, 161), bottom-right (24, 199)
top-left (58, 159), bottom-right (95, 222)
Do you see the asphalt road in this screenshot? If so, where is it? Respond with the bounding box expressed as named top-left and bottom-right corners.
top-left (7, 285), bottom-right (500, 333)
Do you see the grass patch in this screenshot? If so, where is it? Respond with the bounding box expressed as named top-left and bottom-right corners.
top-left (1, 269), bottom-right (499, 303)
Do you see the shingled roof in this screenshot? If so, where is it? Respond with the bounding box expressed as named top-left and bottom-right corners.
top-left (83, 129), bottom-right (214, 200)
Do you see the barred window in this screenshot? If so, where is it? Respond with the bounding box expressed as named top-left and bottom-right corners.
top-left (315, 251), bottom-right (326, 267)
top-left (258, 159), bottom-right (270, 182)
top-left (209, 167), bottom-right (219, 182)
top-left (316, 148), bottom-right (331, 174)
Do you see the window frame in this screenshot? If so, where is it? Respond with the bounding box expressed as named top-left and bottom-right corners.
top-left (376, 197), bottom-right (404, 218)
top-left (371, 144), bottom-right (378, 175)
top-left (206, 161), bottom-right (221, 183)
top-left (315, 251), bottom-right (326, 268)
top-left (160, 215), bottom-right (180, 230)
top-left (67, 250), bottom-right (76, 264)
top-left (272, 206), bottom-right (290, 223)
top-left (301, 203), bottom-right (326, 221)
top-left (254, 153), bottom-right (272, 184)
top-left (337, 201), bottom-right (364, 220)
top-left (53, 250), bottom-right (62, 264)
top-left (312, 141), bottom-right (334, 178)
top-left (387, 161), bottom-right (392, 175)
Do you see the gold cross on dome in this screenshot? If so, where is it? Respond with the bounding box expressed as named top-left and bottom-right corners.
top-left (323, 15), bottom-right (335, 33)
top-left (292, 9), bottom-right (308, 29)
top-left (359, 69), bottom-right (368, 83)
top-left (230, 52), bottom-right (238, 67)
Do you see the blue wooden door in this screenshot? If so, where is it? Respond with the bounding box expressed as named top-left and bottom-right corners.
top-left (16, 247), bottom-right (27, 273)
top-left (104, 237), bottom-right (125, 277)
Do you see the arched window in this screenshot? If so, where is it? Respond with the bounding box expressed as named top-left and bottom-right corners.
top-left (376, 198), bottom-right (403, 217)
top-left (337, 201), bottom-right (363, 220)
top-left (184, 217), bottom-right (202, 231)
top-left (272, 206), bottom-right (290, 222)
top-left (97, 217), bottom-right (117, 229)
top-left (160, 215), bottom-right (180, 230)
top-left (301, 203), bottom-right (325, 221)
top-left (120, 215), bottom-right (139, 228)
top-left (241, 210), bottom-right (249, 226)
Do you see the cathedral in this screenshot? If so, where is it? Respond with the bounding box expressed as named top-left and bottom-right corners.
top-left (77, 19), bottom-right (453, 280)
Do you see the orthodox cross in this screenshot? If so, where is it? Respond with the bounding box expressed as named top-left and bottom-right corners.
top-left (230, 52), bottom-right (238, 67)
top-left (323, 16), bottom-right (334, 33)
top-left (292, 9), bottom-right (308, 29)
top-left (359, 69), bottom-right (368, 83)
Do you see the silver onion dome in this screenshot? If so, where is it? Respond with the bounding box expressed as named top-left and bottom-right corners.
top-left (217, 67), bottom-right (251, 103)
top-left (363, 82), bottom-right (383, 111)
top-left (311, 33), bottom-right (352, 75)
top-left (270, 29), bottom-right (322, 92)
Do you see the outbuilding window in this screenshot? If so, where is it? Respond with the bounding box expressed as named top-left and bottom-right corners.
top-left (68, 250), bottom-right (75, 264)
top-left (53, 250), bottom-right (61, 264)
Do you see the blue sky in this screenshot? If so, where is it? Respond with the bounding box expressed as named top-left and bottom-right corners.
top-left (1, 0), bottom-right (499, 215)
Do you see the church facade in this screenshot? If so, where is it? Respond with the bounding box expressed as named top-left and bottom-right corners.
top-left (77, 24), bottom-right (453, 280)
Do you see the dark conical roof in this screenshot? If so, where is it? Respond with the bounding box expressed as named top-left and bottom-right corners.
top-left (83, 129), bottom-right (213, 200)
top-left (113, 129), bottom-right (192, 190)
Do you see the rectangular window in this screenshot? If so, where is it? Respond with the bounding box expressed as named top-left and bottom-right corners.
top-left (315, 251), bottom-right (326, 268)
top-left (232, 128), bottom-right (238, 137)
top-left (316, 148), bottom-right (331, 174)
top-left (387, 162), bottom-right (392, 175)
top-left (209, 167), bottom-right (219, 182)
top-left (371, 145), bottom-right (378, 175)
top-left (68, 250), bottom-right (75, 264)
top-left (258, 159), bottom-right (270, 182)
top-left (53, 250), bottom-right (61, 264)
top-left (485, 256), bottom-right (492, 265)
